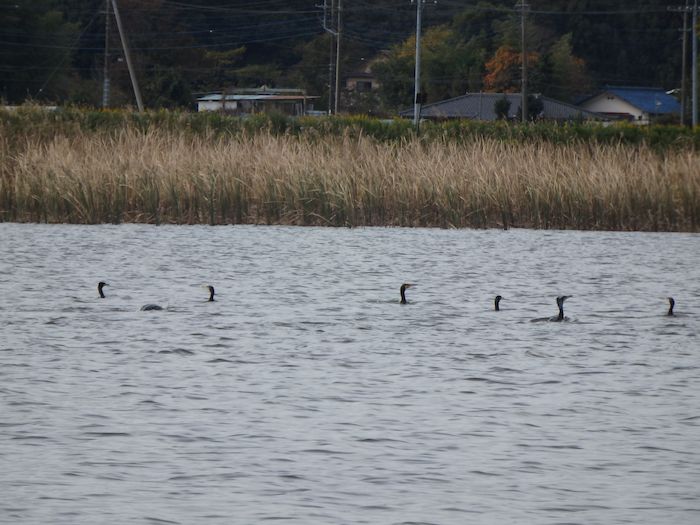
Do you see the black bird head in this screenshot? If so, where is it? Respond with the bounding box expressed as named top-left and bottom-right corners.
top-left (400, 283), bottom-right (414, 304)
top-left (556, 295), bottom-right (571, 308)
top-left (207, 285), bottom-right (215, 302)
top-left (494, 295), bottom-right (502, 311)
top-left (97, 281), bottom-right (109, 298)
top-left (667, 297), bottom-right (675, 316)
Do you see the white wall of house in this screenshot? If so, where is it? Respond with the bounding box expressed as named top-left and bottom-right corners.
top-left (580, 93), bottom-right (647, 124)
top-left (197, 100), bottom-right (238, 112)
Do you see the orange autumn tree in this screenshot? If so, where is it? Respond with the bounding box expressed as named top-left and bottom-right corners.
top-left (483, 45), bottom-right (539, 93)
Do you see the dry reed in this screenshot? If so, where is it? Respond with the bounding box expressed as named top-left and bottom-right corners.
top-left (1, 127), bottom-right (699, 230)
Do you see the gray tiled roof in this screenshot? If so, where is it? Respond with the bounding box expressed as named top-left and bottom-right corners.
top-left (399, 92), bottom-right (604, 121)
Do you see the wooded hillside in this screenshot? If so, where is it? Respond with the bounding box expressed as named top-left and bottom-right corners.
top-left (0, 0), bottom-right (691, 112)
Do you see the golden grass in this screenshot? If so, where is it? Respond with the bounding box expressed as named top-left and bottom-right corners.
top-left (1, 128), bottom-right (699, 230)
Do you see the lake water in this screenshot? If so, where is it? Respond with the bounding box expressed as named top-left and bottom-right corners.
top-left (1, 223), bottom-right (699, 525)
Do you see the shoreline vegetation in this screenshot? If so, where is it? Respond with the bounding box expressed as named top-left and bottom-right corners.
top-left (1, 106), bottom-right (699, 231)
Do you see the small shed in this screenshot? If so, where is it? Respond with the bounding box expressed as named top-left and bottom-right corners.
top-left (196, 87), bottom-right (317, 116)
top-left (398, 92), bottom-right (604, 122)
top-left (578, 86), bottom-right (680, 125)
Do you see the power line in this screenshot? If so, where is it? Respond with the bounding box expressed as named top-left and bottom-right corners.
top-left (36, 7), bottom-right (102, 98)
top-left (0, 29), bottom-right (322, 52)
top-left (111, 0), bottom-right (143, 111)
top-left (159, 0), bottom-right (320, 15)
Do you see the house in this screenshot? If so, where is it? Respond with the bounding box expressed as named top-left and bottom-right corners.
top-left (398, 92), bottom-right (605, 122)
top-left (577, 86), bottom-right (680, 125)
top-left (196, 86), bottom-right (318, 116)
top-left (344, 54), bottom-right (387, 93)
top-left (344, 62), bottom-right (381, 93)
top-left (345, 71), bottom-right (378, 92)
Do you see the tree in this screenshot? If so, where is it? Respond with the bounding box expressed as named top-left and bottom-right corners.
top-left (339, 89), bottom-right (387, 117)
top-left (371, 42), bottom-right (415, 110)
top-left (483, 45), bottom-right (539, 93)
top-left (0, 0), bottom-right (686, 110)
top-left (373, 24), bottom-right (486, 111)
top-left (200, 48), bottom-right (246, 91)
top-left (516, 94), bottom-right (544, 121)
top-left (0, 1), bottom-right (78, 103)
top-left (494, 95), bottom-right (511, 120)
top-left (288, 34), bottom-right (333, 111)
top-left (545, 33), bottom-right (592, 102)
top-left (143, 67), bottom-right (192, 108)
top-left (233, 64), bottom-right (282, 88)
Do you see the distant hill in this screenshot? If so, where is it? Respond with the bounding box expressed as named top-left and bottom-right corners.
top-left (0, 0), bottom-right (686, 112)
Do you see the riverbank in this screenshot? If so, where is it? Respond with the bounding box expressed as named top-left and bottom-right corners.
top-left (1, 107), bottom-right (699, 230)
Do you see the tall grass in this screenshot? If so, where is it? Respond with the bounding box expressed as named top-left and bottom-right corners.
top-left (1, 125), bottom-right (698, 230)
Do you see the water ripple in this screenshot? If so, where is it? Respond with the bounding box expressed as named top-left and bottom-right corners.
top-left (1, 223), bottom-right (699, 525)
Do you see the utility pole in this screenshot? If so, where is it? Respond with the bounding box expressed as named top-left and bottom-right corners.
top-left (693, 0), bottom-right (698, 127)
top-left (110, 0), bottom-right (143, 112)
top-left (321, 0), bottom-right (336, 114)
top-left (413, 0), bottom-right (424, 128)
top-left (102, 0), bottom-right (111, 108)
top-left (516, 1), bottom-right (530, 123)
top-left (329, 0), bottom-right (335, 115)
top-left (333, 0), bottom-right (343, 115)
top-left (682, 2), bottom-right (689, 125)
top-left (671, 1), bottom-right (693, 125)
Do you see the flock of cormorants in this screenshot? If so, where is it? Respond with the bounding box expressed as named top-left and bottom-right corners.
top-left (398, 283), bottom-right (676, 321)
top-left (97, 281), bottom-right (215, 311)
top-left (98, 280), bottom-right (677, 321)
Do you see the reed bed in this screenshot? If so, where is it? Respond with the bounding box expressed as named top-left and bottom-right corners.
top-left (1, 127), bottom-right (699, 230)
top-left (3, 106), bottom-right (700, 149)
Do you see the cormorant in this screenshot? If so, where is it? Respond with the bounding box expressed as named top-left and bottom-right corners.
top-left (400, 283), bottom-right (413, 304)
top-left (667, 297), bottom-right (675, 316)
top-left (531, 295), bottom-right (572, 322)
top-left (140, 304), bottom-right (164, 311)
top-left (207, 285), bottom-right (215, 302)
top-left (98, 281), bottom-right (108, 298)
top-left (494, 295), bottom-right (502, 311)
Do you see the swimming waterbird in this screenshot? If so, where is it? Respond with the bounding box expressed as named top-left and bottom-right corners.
top-left (98, 281), bottom-right (108, 298)
top-left (400, 283), bottom-right (414, 304)
top-left (494, 295), bottom-right (502, 311)
top-left (531, 295), bottom-right (571, 322)
top-left (667, 297), bottom-right (675, 316)
top-left (140, 303), bottom-right (164, 311)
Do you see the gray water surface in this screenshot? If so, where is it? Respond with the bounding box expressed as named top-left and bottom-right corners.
top-left (1, 224), bottom-right (699, 524)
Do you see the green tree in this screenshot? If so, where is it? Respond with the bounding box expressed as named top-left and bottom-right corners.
top-left (233, 64), bottom-right (282, 88)
top-left (494, 95), bottom-right (511, 119)
top-left (516, 94), bottom-right (544, 121)
top-left (200, 47), bottom-right (246, 91)
top-left (106, 0), bottom-right (210, 108)
top-left (0, 1), bottom-right (79, 103)
top-left (373, 24), bottom-right (486, 111)
top-left (143, 67), bottom-right (192, 108)
top-left (371, 45), bottom-right (414, 110)
top-left (288, 34), bottom-right (333, 110)
top-left (545, 33), bottom-right (592, 102)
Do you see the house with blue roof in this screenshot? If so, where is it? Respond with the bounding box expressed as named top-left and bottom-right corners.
top-left (578, 86), bottom-right (680, 125)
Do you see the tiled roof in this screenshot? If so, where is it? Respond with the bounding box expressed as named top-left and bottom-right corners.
top-left (398, 93), bottom-right (604, 121)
